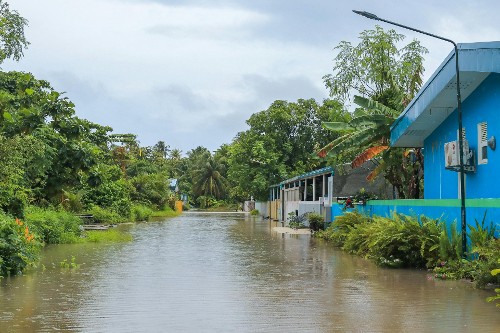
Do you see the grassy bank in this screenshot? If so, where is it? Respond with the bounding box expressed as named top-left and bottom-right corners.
top-left (150, 207), bottom-right (182, 218)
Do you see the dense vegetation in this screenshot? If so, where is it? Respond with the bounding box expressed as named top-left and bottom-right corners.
top-left (315, 212), bottom-right (500, 289)
top-left (0, 1), bottom-right (497, 307)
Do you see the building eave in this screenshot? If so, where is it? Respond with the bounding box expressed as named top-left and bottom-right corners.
top-left (390, 42), bottom-right (500, 147)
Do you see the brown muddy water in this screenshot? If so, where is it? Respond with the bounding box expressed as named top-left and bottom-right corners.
top-left (1, 212), bottom-right (498, 332)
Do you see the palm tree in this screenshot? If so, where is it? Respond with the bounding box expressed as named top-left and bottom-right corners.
top-left (191, 155), bottom-right (228, 201)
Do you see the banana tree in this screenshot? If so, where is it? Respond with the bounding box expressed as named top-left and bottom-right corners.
top-left (318, 95), bottom-right (423, 199)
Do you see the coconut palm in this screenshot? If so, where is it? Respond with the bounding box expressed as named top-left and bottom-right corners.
top-left (191, 155), bottom-right (228, 200)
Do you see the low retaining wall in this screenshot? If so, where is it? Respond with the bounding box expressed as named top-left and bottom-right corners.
top-left (330, 199), bottom-right (500, 237)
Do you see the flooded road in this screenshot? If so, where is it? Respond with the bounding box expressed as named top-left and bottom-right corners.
top-left (1, 212), bottom-right (498, 332)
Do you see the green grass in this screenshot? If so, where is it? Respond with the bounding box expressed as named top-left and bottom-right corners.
top-left (83, 229), bottom-right (133, 243)
top-left (150, 208), bottom-right (181, 218)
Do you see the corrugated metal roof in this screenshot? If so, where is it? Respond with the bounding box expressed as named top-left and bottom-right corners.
top-left (390, 41), bottom-right (500, 147)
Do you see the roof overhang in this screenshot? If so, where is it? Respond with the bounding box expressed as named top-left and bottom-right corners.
top-left (269, 166), bottom-right (334, 188)
top-left (391, 42), bottom-right (500, 147)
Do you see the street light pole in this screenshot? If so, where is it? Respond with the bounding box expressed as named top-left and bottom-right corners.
top-left (353, 10), bottom-right (467, 255)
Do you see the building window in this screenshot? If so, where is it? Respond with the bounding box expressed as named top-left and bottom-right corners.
top-left (478, 122), bottom-right (488, 164)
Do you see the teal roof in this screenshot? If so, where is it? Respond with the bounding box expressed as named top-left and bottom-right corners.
top-left (270, 166), bottom-right (334, 188)
top-left (391, 41), bottom-right (500, 147)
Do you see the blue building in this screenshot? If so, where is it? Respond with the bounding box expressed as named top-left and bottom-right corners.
top-left (391, 42), bottom-right (500, 199)
top-left (386, 41), bottom-right (500, 236)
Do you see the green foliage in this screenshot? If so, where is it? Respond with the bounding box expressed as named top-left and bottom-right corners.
top-left (320, 27), bottom-right (427, 198)
top-left (323, 26), bottom-right (427, 104)
top-left (129, 172), bottom-right (172, 209)
top-left (434, 239), bottom-right (500, 288)
top-left (82, 164), bottom-right (133, 218)
top-left (84, 229), bottom-right (132, 243)
top-left (24, 206), bottom-right (82, 244)
top-left (130, 204), bottom-right (153, 221)
top-left (150, 207), bottom-right (181, 218)
top-left (307, 212), bottom-right (324, 231)
top-left (0, 1), bottom-right (30, 64)
top-left (191, 154), bottom-right (228, 200)
top-left (486, 259), bottom-right (500, 307)
top-left (87, 205), bottom-right (124, 224)
top-left (59, 255), bottom-right (80, 269)
top-left (250, 209), bottom-right (259, 216)
top-left (287, 212), bottom-right (307, 229)
top-left (315, 211), bottom-right (371, 247)
top-left (60, 189), bottom-right (84, 213)
top-left (438, 220), bottom-right (463, 262)
top-left (0, 213), bottom-right (40, 276)
top-left (469, 211), bottom-right (496, 249)
top-left (228, 99), bottom-right (350, 201)
top-left (317, 212), bottom-right (443, 268)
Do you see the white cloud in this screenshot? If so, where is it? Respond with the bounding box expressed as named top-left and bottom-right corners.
top-left (3, 0), bottom-right (500, 151)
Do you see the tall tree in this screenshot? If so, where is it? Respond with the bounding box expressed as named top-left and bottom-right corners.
top-left (191, 154), bottom-right (228, 201)
top-left (319, 27), bottom-right (427, 198)
top-left (0, 1), bottom-right (29, 64)
top-left (323, 26), bottom-right (427, 106)
top-left (228, 98), bottom-right (349, 201)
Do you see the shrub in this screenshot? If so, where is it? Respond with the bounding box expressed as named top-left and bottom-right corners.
top-left (361, 214), bottom-right (441, 268)
top-left (486, 259), bottom-right (500, 307)
top-left (308, 212), bottom-right (324, 231)
top-left (434, 239), bottom-right (500, 288)
top-left (323, 211), bottom-right (371, 246)
top-left (250, 209), bottom-right (259, 216)
top-left (24, 206), bottom-right (82, 244)
top-left (88, 205), bottom-right (124, 224)
top-left (469, 212), bottom-right (496, 249)
top-left (288, 212), bottom-right (307, 229)
top-left (0, 213), bottom-right (41, 276)
top-left (131, 204), bottom-right (153, 221)
top-left (129, 173), bottom-right (172, 209)
top-left (438, 220), bottom-right (462, 262)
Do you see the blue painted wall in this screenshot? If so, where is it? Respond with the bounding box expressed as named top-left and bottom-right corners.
top-left (424, 73), bottom-right (500, 199)
top-left (329, 200), bottom-right (500, 239)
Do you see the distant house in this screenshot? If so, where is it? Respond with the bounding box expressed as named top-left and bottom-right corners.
top-left (391, 42), bottom-right (500, 199)
top-left (267, 163), bottom-right (391, 225)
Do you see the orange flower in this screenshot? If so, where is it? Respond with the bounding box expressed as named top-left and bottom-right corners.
top-left (15, 218), bottom-right (23, 226)
top-left (25, 226), bottom-right (29, 237)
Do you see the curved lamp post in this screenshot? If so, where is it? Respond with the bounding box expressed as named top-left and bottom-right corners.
top-left (353, 10), bottom-right (467, 255)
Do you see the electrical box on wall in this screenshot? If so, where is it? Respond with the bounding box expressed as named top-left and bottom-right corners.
top-left (444, 140), bottom-right (475, 172)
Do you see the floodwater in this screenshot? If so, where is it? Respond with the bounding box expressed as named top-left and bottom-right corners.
top-left (1, 212), bottom-right (498, 332)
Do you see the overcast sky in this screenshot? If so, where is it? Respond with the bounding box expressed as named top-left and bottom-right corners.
top-left (3, 0), bottom-right (500, 153)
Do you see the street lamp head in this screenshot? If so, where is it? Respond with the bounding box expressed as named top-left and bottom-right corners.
top-left (352, 10), bottom-right (380, 21)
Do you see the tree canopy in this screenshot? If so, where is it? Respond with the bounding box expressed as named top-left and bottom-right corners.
top-left (320, 26), bottom-right (428, 198)
top-left (228, 98), bottom-right (349, 201)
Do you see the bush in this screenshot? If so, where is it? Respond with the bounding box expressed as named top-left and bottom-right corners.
top-left (308, 212), bottom-right (324, 231)
top-left (24, 206), bottom-right (82, 244)
top-left (288, 212), bottom-right (307, 229)
top-left (434, 239), bottom-right (500, 288)
top-left (317, 212), bottom-right (442, 268)
top-left (0, 213), bottom-right (41, 276)
top-left (88, 205), bottom-right (124, 224)
top-left (250, 209), bottom-right (259, 216)
top-left (129, 173), bottom-right (172, 209)
top-left (315, 211), bottom-right (370, 247)
top-left (131, 204), bottom-right (153, 221)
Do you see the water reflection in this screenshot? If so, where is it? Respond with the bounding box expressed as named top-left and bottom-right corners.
top-left (0, 212), bottom-right (498, 332)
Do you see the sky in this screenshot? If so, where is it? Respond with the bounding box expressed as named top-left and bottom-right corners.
top-left (3, 0), bottom-right (500, 154)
